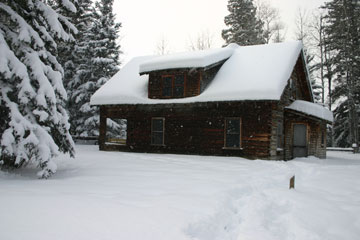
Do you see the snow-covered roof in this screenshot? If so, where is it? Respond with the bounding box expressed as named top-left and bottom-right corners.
top-left (91, 41), bottom-right (305, 105)
top-left (139, 43), bottom-right (238, 74)
top-left (285, 100), bottom-right (334, 122)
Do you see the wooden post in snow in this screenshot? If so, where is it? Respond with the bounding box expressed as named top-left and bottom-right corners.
top-left (289, 175), bottom-right (295, 189)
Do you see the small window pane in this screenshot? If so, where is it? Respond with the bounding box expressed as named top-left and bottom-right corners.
top-left (152, 132), bottom-right (164, 145)
top-left (162, 86), bottom-right (171, 97)
top-left (162, 77), bottom-right (172, 97)
top-left (226, 119), bottom-right (240, 134)
top-left (152, 119), bottom-right (163, 132)
top-left (226, 134), bottom-right (240, 148)
top-left (163, 77), bottom-right (172, 86)
top-left (175, 75), bottom-right (184, 85)
top-left (173, 86), bottom-right (184, 97)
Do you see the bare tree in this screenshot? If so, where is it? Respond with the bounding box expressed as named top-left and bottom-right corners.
top-left (255, 0), bottom-right (284, 43)
top-left (188, 30), bottom-right (214, 51)
top-left (294, 7), bottom-right (311, 43)
top-left (155, 36), bottom-right (171, 55)
top-left (272, 22), bottom-right (286, 43)
top-left (307, 10), bottom-right (336, 146)
top-left (309, 11), bottom-right (327, 104)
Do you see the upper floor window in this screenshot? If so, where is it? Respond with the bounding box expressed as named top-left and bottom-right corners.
top-left (162, 74), bottom-right (185, 98)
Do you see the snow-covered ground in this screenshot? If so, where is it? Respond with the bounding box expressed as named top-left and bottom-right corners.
top-left (0, 145), bottom-right (359, 240)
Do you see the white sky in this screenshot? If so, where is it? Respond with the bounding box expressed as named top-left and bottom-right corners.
top-left (114, 0), bottom-right (326, 64)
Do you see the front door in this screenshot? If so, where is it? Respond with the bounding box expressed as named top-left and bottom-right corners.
top-left (293, 124), bottom-right (307, 158)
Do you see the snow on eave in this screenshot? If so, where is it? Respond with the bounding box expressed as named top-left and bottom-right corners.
top-left (285, 100), bottom-right (334, 122)
top-left (138, 43), bottom-right (238, 74)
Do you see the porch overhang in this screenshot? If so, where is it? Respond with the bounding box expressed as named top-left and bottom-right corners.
top-left (285, 100), bottom-right (333, 124)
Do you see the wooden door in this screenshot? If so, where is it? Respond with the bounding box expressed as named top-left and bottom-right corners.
top-left (293, 124), bottom-right (307, 158)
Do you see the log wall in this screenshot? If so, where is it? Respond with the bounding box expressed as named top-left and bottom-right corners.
top-left (99, 101), bottom-right (275, 159)
top-left (148, 62), bottom-right (225, 99)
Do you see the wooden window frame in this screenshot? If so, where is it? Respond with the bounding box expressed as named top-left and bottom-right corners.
top-left (161, 74), bottom-right (186, 98)
top-left (290, 77), bottom-right (297, 100)
top-left (162, 75), bottom-right (173, 98)
top-left (223, 117), bottom-right (242, 149)
top-left (151, 117), bottom-right (165, 146)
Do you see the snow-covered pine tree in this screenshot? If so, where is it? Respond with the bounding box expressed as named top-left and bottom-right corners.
top-left (93, 0), bottom-right (121, 78)
top-left (71, 0), bottom-right (122, 137)
top-left (222, 0), bottom-right (265, 46)
top-left (57, 0), bottom-right (95, 136)
top-left (0, 0), bottom-right (76, 178)
top-left (56, 0), bottom-right (77, 101)
top-left (323, 0), bottom-right (360, 147)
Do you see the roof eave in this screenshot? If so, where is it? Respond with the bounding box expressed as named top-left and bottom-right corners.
top-left (285, 108), bottom-right (333, 124)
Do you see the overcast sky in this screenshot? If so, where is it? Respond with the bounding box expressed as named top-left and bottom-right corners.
top-left (113, 0), bottom-right (326, 63)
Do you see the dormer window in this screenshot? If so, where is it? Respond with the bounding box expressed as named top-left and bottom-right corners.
top-left (162, 74), bottom-right (185, 98)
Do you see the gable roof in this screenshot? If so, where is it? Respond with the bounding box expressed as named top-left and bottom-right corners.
top-left (90, 41), bottom-right (305, 106)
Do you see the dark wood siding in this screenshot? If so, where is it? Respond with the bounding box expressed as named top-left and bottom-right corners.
top-left (99, 101), bottom-right (275, 159)
top-left (148, 69), bottom-right (200, 99)
top-left (148, 61), bottom-right (226, 99)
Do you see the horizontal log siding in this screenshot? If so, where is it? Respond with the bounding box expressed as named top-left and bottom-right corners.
top-left (99, 101), bottom-right (275, 159)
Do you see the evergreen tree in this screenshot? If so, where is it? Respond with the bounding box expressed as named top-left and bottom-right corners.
top-left (79, 0), bottom-right (122, 137)
top-left (58, 0), bottom-right (95, 136)
top-left (323, 0), bottom-right (360, 147)
top-left (67, 0), bottom-right (122, 137)
top-left (0, 0), bottom-right (76, 178)
top-left (222, 0), bottom-right (265, 46)
top-left (93, 0), bottom-right (121, 78)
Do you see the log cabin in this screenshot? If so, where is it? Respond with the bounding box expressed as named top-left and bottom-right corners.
top-left (90, 41), bottom-right (333, 160)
